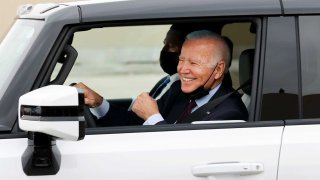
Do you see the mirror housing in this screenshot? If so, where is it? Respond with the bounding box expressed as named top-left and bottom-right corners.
top-left (19, 85), bottom-right (85, 141)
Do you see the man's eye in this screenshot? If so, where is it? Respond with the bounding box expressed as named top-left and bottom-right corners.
top-left (190, 61), bottom-right (199, 66)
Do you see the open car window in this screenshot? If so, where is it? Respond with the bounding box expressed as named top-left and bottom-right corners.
top-left (50, 20), bottom-right (257, 128)
top-left (64, 25), bottom-right (168, 99)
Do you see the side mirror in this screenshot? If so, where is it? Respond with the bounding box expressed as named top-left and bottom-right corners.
top-left (19, 85), bottom-right (85, 141)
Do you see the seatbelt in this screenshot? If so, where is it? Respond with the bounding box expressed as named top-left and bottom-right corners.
top-left (149, 76), bottom-right (169, 98)
top-left (185, 79), bottom-right (252, 123)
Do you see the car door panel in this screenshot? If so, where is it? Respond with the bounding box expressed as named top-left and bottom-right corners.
top-left (278, 123), bottom-right (320, 179)
top-left (0, 138), bottom-right (28, 179)
top-left (1, 126), bottom-right (283, 179)
top-left (40, 126), bottom-right (285, 180)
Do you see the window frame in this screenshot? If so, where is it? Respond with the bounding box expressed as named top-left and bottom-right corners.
top-left (259, 16), bottom-right (300, 121)
top-left (298, 15), bottom-right (320, 119)
top-left (33, 17), bottom-right (265, 135)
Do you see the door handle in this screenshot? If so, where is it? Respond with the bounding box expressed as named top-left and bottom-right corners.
top-left (192, 162), bottom-right (264, 177)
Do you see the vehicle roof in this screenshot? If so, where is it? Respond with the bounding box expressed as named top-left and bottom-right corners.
top-left (70, 0), bottom-right (282, 22)
top-left (19, 0), bottom-right (320, 23)
top-left (19, 0), bottom-right (282, 22)
top-left (282, 0), bottom-right (320, 14)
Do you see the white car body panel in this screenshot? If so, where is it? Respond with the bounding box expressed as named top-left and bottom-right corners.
top-left (278, 124), bottom-right (320, 179)
top-left (2, 126), bottom-right (283, 179)
top-left (0, 138), bottom-right (28, 179)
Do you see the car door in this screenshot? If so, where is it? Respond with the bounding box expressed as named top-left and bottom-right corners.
top-left (54, 124), bottom-right (283, 180)
top-left (257, 13), bottom-right (320, 179)
top-left (18, 19), bottom-right (284, 180)
top-left (278, 15), bottom-right (320, 180)
top-left (2, 19), bottom-right (284, 180)
top-left (0, 126), bottom-right (283, 180)
top-left (1, 1), bottom-right (288, 179)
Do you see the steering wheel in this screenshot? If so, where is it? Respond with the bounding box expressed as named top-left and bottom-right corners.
top-left (83, 105), bottom-right (97, 128)
top-left (70, 83), bottom-right (97, 128)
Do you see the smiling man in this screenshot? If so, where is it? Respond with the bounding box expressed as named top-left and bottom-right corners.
top-left (75, 30), bottom-right (248, 126)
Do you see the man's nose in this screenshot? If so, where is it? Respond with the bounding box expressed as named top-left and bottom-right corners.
top-left (178, 62), bottom-right (190, 73)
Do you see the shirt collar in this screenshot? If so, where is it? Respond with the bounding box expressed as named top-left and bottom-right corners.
top-left (195, 83), bottom-right (221, 108)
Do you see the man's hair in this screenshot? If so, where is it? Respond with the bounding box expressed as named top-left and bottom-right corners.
top-left (185, 30), bottom-right (231, 73)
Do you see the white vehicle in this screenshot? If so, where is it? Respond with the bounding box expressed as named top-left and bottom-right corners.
top-left (1, 0), bottom-right (320, 179)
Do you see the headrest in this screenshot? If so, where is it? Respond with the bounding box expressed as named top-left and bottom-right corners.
top-left (239, 49), bottom-right (255, 95)
top-left (222, 36), bottom-right (233, 67)
top-left (221, 36), bottom-right (234, 88)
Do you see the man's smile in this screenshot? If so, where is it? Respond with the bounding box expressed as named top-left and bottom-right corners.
top-left (181, 77), bottom-right (196, 82)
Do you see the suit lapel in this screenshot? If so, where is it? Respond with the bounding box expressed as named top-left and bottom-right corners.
top-left (161, 81), bottom-right (234, 124)
top-left (187, 84), bottom-right (233, 122)
top-left (209, 83), bottom-right (231, 101)
top-left (158, 81), bottom-right (189, 124)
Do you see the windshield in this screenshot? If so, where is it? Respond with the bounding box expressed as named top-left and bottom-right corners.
top-left (0, 19), bottom-right (43, 99)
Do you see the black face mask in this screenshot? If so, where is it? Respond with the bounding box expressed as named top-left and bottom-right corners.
top-left (159, 51), bottom-right (180, 75)
top-left (186, 86), bottom-right (210, 100)
top-left (185, 63), bottom-right (219, 100)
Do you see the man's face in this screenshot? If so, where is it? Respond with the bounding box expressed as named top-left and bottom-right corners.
top-left (178, 38), bottom-right (218, 93)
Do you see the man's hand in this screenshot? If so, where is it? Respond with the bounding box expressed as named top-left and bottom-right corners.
top-left (73, 82), bottom-right (103, 108)
top-left (132, 92), bottom-right (159, 120)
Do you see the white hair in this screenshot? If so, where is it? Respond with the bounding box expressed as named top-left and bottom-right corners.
top-left (185, 30), bottom-right (230, 73)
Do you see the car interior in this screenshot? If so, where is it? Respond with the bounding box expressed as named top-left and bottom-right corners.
top-left (48, 19), bottom-right (257, 126)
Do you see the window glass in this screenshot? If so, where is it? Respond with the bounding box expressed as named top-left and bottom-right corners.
top-left (0, 19), bottom-right (42, 99)
top-left (299, 16), bottom-right (320, 118)
top-left (261, 17), bottom-right (299, 120)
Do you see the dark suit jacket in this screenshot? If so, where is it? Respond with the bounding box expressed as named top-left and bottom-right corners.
top-left (96, 81), bottom-right (248, 126)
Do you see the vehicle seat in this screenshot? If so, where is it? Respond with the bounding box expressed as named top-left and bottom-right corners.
top-left (222, 36), bottom-right (234, 88)
top-left (239, 49), bottom-right (255, 112)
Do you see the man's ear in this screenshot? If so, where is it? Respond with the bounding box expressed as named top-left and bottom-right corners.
top-left (214, 61), bottom-right (226, 79)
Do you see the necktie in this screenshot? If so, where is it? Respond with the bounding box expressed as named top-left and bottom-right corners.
top-left (176, 99), bottom-right (197, 123)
